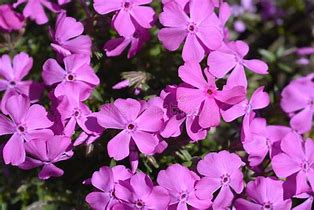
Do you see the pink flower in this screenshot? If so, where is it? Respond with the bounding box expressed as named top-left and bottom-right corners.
top-left (176, 62), bottom-right (246, 128)
top-left (242, 117), bottom-right (290, 166)
top-left (234, 177), bottom-right (292, 210)
top-left (272, 132), bottom-right (314, 195)
top-left (93, 0), bottom-right (155, 37)
top-left (96, 98), bottom-right (163, 160)
top-left (197, 151), bottom-right (245, 209)
top-left (158, 0), bottom-right (223, 62)
top-left (86, 165), bottom-right (132, 210)
top-left (14, 0), bottom-right (60, 25)
top-left (115, 172), bottom-right (170, 209)
top-left (280, 76), bottom-right (314, 134)
top-left (104, 26), bottom-right (150, 58)
top-left (160, 85), bottom-right (208, 141)
top-left (0, 4), bottom-right (24, 32)
top-left (18, 135), bottom-right (73, 180)
top-left (50, 12), bottom-right (92, 58)
top-left (157, 164), bottom-right (212, 210)
top-left (42, 54), bottom-right (99, 100)
top-left (0, 94), bottom-right (53, 165)
top-left (0, 52), bottom-right (43, 112)
top-left (221, 86), bottom-right (270, 123)
top-left (207, 41), bottom-right (268, 87)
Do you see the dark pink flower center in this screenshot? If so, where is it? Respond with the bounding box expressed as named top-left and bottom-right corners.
top-left (127, 123), bottom-right (135, 130)
top-left (179, 191), bottom-right (189, 202)
top-left (66, 74), bottom-right (75, 81)
top-left (220, 174), bottom-right (230, 185)
top-left (262, 201), bottom-right (273, 210)
top-left (301, 160), bottom-right (310, 172)
top-left (9, 81), bottom-right (16, 87)
top-left (135, 200), bottom-right (144, 209)
top-left (74, 109), bottom-right (81, 117)
top-left (234, 54), bottom-right (244, 64)
top-left (18, 125), bottom-right (25, 133)
top-left (187, 23), bottom-right (197, 33)
top-left (122, 1), bottom-right (132, 10)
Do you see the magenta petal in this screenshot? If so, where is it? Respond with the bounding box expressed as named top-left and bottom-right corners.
top-left (136, 106), bottom-right (163, 132)
top-left (177, 87), bottom-right (204, 114)
top-left (199, 98), bottom-right (220, 128)
top-left (0, 114), bottom-right (15, 135)
top-left (178, 61), bottom-right (207, 89)
top-left (250, 86), bottom-right (270, 110)
top-left (189, 0), bottom-right (214, 24)
top-left (97, 103), bottom-right (126, 129)
top-left (91, 166), bottom-right (114, 192)
top-left (132, 131), bottom-right (159, 155)
top-left (113, 10), bottom-right (135, 37)
top-left (212, 186), bottom-right (234, 209)
top-left (207, 50), bottom-right (237, 78)
top-left (42, 58), bottom-right (65, 85)
top-left (234, 199), bottom-right (262, 210)
top-left (18, 157), bottom-right (43, 170)
top-left (104, 37), bottom-right (131, 57)
top-left (46, 136), bottom-right (72, 160)
top-left (290, 107), bottom-right (313, 134)
top-left (145, 186), bottom-right (170, 209)
top-left (187, 192), bottom-right (211, 209)
top-left (215, 86), bottom-right (246, 104)
top-left (61, 36), bottom-right (92, 56)
top-left (158, 27), bottom-right (187, 51)
top-left (24, 104), bottom-right (52, 130)
top-left (130, 6), bottom-right (154, 28)
top-left (86, 192), bottom-right (111, 210)
top-left (114, 98), bottom-right (141, 122)
top-left (271, 153), bottom-right (300, 178)
top-left (159, 1), bottom-right (189, 27)
top-left (108, 131), bottom-right (131, 160)
top-left (54, 13), bottom-right (84, 42)
top-left (227, 64), bottom-right (248, 88)
top-left (293, 197), bottom-right (314, 210)
top-left (5, 94), bottom-right (29, 124)
top-left (3, 133), bottom-right (25, 165)
top-left (93, 0), bottom-right (121, 14)
top-left (12, 52), bottom-right (33, 81)
top-left (182, 34), bottom-right (205, 62)
top-left (38, 164), bottom-right (64, 179)
top-left (221, 100), bottom-right (247, 122)
top-left (196, 26), bottom-right (222, 50)
top-left (130, 173), bottom-right (153, 199)
top-left (243, 59), bottom-right (268, 74)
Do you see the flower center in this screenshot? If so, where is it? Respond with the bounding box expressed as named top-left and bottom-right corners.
top-left (122, 1), bottom-right (132, 10)
top-left (220, 174), bottom-right (231, 186)
top-left (187, 23), bottom-right (197, 33)
top-left (127, 123), bottom-right (135, 130)
top-left (66, 74), bottom-right (75, 81)
top-left (179, 191), bottom-right (189, 202)
top-left (301, 160), bottom-right (310, 172)
top-left (262, 201), bottom-right (273, 210)
top-left (135, 200), bottom-right (144, 209)
top-left (73, 109), bottom-right (81, 117)
top-left (18, 125), bottom-right (25, 133)
top-left (245, 103), bottom-right (253, 114)
top-left (9, 81), bottom-right (16, 87)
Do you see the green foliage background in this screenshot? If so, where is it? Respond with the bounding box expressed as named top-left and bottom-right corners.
top-left (0, 0), bottom-right (313, 209)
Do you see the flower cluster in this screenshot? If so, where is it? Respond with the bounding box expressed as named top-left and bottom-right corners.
top-left (0, 0), bottom-right (313, 209)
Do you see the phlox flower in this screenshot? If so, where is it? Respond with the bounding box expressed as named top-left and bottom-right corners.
top-left (86, 165), bottom-right (132, 210)
top-left (196, 151), bottom-right (245, 209)
top-left (157, 164), bottom-right (212, 210)
top-left (280, 76), bottom-right (314, 134)
top-left (115, 172), bottom-right (170, 209)
top-left (55, 85), bottom-right (94, 137)
top-left (241, 117), bottom-right (290, 166)
top-left (93, 0), bottom-right (155, 37)
top-left (104, 25), bottom-right (150, 59)
top-left (18, 135), bottom-right (73, 180)
top-left (207, 40), bottom-right (268, 87)
top-left (42, 54), bottom-right (99, 100)
top-left (176, 62), bottom-right (246, 129)
top-left (0, 52), bottom-right (43, 112)
top-left (160, 85), bottom-right (208, 141)
top-left (14, 0), bottom-right (60, 25)
top-left (272, 132), bottom-right (314, 195)
top-left (158, 0), bottom-right (223, 62)
top-left (96, 98), bottom-right (163, 160)
top-left (234, 177), bottom-right (292, 210)
top-left (50, 12), bottom-right (92, 58)
top-left (0, 94), bottom-right (53, 165)
top-left (221, 86), bottom-right (270, 123)
top-left (0, 4), bottom-right (24, 32)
